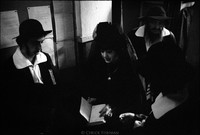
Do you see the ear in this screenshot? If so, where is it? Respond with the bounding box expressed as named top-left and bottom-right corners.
top-left (16, 36), bottom-right (29, 47)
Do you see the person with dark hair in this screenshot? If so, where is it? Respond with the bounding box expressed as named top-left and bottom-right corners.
top-left (120, 6), bottom-right (194, 135)
top-left (82, 22), bottom-right (146, 132)
top-left (2, 19), bottom-right (59, 135)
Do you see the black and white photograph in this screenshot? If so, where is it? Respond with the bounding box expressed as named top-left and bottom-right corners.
top-left (1, 0), bottom-right (199, 135)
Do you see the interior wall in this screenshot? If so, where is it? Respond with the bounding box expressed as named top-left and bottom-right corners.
top-left (75, 1), bottom-right (112, 43)
top-left (52, 1), bottom-right (76, 69)
top-left (122, 1), bottom-right (141, 33)
top-left (0, 1), bottom-right (51, 23)
top-left (74, 1), bottom-right (112, 67)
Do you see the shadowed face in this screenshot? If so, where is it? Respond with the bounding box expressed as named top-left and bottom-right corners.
top-left (147, 19), bottom-right (164, 35)
top-left (145, 19), bottom-right (164, 43)
top-left (101, 50), bottom-right (119, 64)
top-left (25, 37), bottom-right (44, 57)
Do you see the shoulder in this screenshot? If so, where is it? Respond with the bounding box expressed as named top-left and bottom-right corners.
top-left (2, 56), bottom-right (18, 84)
top-left (3, 55), bottom-right (15, 71)
top-left (37, 52), bottom-right (55, 70)
top-left (40, 51), bottom-right (52, 62)
top-left (163, 28), bottom-right (176, 43)
top-left (41, 51), bottom-right (50, 58)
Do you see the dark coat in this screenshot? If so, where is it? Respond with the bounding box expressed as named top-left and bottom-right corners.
top-left (85, 40), bottom-right (146, 116)
top-left (133, 99), bottom-right (199, 135)
top-left (127, 27), bottom-right (195, 135)
top-left (2, 51), bottom-right (58, 135)
top-left (128, 27), bottom-right (192, 98)
top-left (81, 51), bottom-right (146, 132)
top-left (92, 59), bottom-right (145, 113)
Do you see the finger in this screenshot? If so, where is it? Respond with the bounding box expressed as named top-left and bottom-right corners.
top-left (135, 120), bottom-right (142, 125)
top-left (99, 108), bottom-right (105, 114)
top-left (105, 109), bottom-right (112, 116)
top-left (107, 112), bottom-right (113, 117)
top-left (99, 108), bottom-right (107, 117)
top-left (99, 111), bottom-right (106, 117)
top-left (119, 112), bottom-right (135, 119)
top-left (126, 113), bottom-right (135, 117)
top-left (106, 105), bottom-right (111, 109)
top-left (119, 114), bottom-right (128, 120)
top-left (106, 107), bottom-right (112, 113)
top-left (119, 113), bottom-right (126, 119)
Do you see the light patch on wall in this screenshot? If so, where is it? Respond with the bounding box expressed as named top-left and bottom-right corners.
top-left (41, 35), bottom-right (56, 66)
top-left (0, 10), bottom-right (19, 49)
top-left (77, 1), bottom-right (112, 42)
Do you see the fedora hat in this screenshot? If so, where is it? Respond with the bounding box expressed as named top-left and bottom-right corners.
top-left (14, 19), bottom-right (52, 39)
top-left (139, 6), bottom-right (171, 21)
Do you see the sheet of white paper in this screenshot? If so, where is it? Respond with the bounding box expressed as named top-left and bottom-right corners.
top-left (79, 1), bottom-right (112, 42)
top-left (0, 10), bottom-right (19, 48)
top-left (90, 104), bottom-right (106, 123)
top-left (27, 5), bottom-right (52, 31)
top-left (79, 97), bottom-right (92, 122)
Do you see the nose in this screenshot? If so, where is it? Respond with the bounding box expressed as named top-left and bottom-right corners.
top-left (101, 51), bottom-right (107, 57)
top-left (38, 40), bottom-right (44, 45)
top-left (155, 23), bottom-right (160, 29)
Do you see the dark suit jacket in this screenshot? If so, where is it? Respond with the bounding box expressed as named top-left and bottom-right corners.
top-left (2, 51), bottom-right (58, 134)
top-left (127, 27), bottom-right (193, 115)
top-left (127, 27), bottom-right (196, 135)
top-left (128, 27), bottom-right (192, 95)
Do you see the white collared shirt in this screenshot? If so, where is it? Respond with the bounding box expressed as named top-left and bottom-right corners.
top-left (13, 47), bottom-right (47, 84)
top-left (151, 90), bottom-right (188, 119)
top-left (135, 25), bottom-right (171, 51)
top-left (135, 25), bottom-right (171, 38)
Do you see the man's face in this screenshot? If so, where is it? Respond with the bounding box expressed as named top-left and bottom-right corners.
top-left (101, 50), bottom-right (119, 64)
top-left (147, 19), bottom-right (164, 35)
top-left (26, 37), bottom-right (44, 57)
top-left (145, 19), bottom-right (164, 43)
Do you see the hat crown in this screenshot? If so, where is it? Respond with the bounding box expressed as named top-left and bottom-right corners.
top-left (146, 6), bottom-right (167, 18)
top-left (139, 6), bottom-right (171, 21)
top-left (19, 19), bottom-right (45, 37)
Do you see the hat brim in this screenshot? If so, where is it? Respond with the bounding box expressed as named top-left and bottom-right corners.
top-left (13, 30), bottom-right (52, 39)
top-left (139, 16), bottom-right (172, 21)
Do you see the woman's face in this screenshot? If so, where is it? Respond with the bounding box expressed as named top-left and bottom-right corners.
top-left (101, 50), bottom-right (119, 64)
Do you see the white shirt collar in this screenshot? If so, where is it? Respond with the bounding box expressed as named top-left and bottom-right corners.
top-left (151, 90), bottom-right (188, 119)
top-left (13, 47), bottom-right (47, 69)
top-left (135, 25), bottom-right (171, 37)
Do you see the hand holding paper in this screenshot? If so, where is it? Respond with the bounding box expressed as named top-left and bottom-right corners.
top-left (79, 97), bottom-right (106, 125)
top-left (99, 104), bottom-right (112, 117)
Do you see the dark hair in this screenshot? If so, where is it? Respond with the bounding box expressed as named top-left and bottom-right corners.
top-left (94, 22), bottom-right (127, 52)
top-left (88, 22), bottom-right (132, 66)
top-left (16, 36), bottom-right (29, 48)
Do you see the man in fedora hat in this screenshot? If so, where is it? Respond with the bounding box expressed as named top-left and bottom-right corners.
top-left (2, 19), bottom-right (59, 135)
top-left (128, 6), bottom-right (178, 113)
top-left (119, 6), bottom-right (194, 135)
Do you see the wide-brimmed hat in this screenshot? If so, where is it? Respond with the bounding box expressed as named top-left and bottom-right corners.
top-left (14, 19), bottom-right (52, 39)
top-left (139, 6), bottom-right (171, 21)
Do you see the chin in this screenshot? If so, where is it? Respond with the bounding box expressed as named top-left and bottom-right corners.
top-left (151, 31), bottom-right (160, 35)
top-left (34, 50), bottom-right (40, 55)
top-left (105, 60), bottom-right (111, 64)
